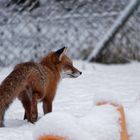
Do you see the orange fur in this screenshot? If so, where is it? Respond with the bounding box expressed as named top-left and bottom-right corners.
top-left (38, 135), bottom-right (66, 140)
top-left (0, 47), bottom-right (81, 126)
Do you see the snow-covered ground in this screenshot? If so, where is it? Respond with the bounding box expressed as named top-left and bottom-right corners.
top-left (0, 61), bottom-right (140, 140)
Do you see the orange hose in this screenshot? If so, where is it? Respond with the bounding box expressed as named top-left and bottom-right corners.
top-left (97, 102), bottom-right (129, 140)
top-left (38, 135), bottom-right (66, 140)
top-left (117, 106), bottom-right (129, 140)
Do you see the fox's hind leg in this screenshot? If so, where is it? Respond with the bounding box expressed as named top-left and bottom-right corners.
top-left (19, 87), bottom-right (38, 123)
top-left (29, 93), bottom-right (38, 123)
top-left (0, 109), bottom-right (5, 127)
top-left (18, 86), bottom-right (32, 121)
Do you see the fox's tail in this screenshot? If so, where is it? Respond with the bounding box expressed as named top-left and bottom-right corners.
top-left (0, 63), bottom-right (33, 127)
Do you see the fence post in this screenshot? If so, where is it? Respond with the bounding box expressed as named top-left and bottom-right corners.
top-left (87, 0), bottom-right (140, 62)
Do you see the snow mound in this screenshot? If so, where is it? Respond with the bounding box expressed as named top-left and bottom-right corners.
top-left (34, 105), bottom-right (120, 140)
top-left (33, 112), bottom-right (93, 140)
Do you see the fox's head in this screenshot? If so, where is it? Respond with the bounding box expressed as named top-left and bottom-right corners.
top-left (41, 47), bottom-right (82, 78)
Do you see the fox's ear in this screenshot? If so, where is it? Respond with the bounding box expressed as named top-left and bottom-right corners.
top-left (55, 47), bottom-right (68, 61)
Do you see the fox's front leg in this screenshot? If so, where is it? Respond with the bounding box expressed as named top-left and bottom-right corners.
top-left (42, 98), bottom-right (52, 114)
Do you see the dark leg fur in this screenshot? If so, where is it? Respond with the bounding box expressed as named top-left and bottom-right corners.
top-left (20, 95), bottom-right (31, 122)
top-left (42, 98), bottom-right (52, 114)
top-left (29, 93), bottom-right (38, 123)
top-left (0, 110), bottom-right (5, 127)
top-left (19, 87), bottom-right (39, 123)
top-left (18, 88), bottom-right (32, 122)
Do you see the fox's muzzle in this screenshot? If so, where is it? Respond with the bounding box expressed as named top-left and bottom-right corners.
top-left (70, 70), bottom-right (82, 78)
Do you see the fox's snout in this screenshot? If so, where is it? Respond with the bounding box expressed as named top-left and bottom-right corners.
top-left (62, 66), bottom-right (82, 79)
top-left (70, 68), bottom-right (82, 78)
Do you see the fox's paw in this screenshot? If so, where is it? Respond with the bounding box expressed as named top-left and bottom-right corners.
top-left (29, 112), bottom-right (38, 123)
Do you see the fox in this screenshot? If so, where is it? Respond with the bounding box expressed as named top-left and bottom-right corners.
top-left (0, 47), bottom-right (82, 127)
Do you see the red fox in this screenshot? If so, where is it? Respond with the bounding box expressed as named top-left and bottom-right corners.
top-left (0, 47), bottom-right (82, 127)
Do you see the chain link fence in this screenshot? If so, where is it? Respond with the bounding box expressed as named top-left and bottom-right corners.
top-left (0, 0), bottom-right (140, 66)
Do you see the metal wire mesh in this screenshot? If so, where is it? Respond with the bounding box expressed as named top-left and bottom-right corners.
top-left (0, 0), bottom-right (140, 66)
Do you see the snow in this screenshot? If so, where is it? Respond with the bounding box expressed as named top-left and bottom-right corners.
top-left (34, 112), bottom-right (94, 140)
top-left (78, 105), bottom-right (120, 140)
top-left (34, 105), bottom-right (120, 140)
top-left (0, 61), bottom-right (140, 140)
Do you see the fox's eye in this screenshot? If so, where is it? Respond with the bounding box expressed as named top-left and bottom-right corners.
top-left (65, 64), bottom-right (72, 68)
